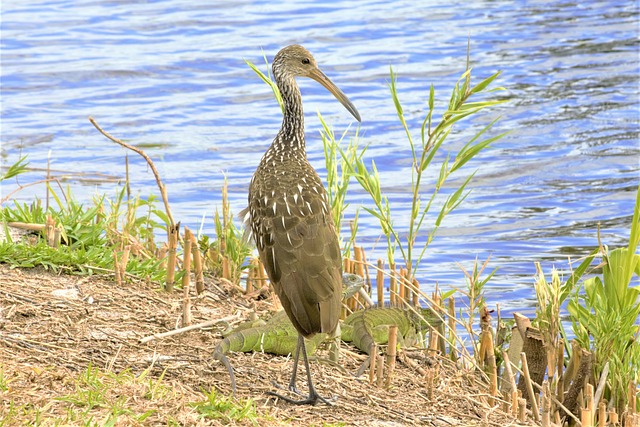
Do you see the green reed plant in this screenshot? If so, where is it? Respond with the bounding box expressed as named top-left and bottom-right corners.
top-left (346, 61), bottom-right (507, 281)
top-left (533, 249), bottom-right (597, 355)
top-left (319, 112), bottom-right (364, 255)
top-left (0, 155), bottom-right (28, 183)
top-left (567, 184), bottom-right (640, 413)
top-left (457, 257), bottom-right (497, 360)
top-left (204, 186), bottom-right (253, 285)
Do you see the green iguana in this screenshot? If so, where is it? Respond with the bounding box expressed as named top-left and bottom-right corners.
top-left (214, 276), bottom-right (442, 392)
top-left (214, 273), bottom-right (363, 392)
top-left (341, 305), bottom-right (441, 355)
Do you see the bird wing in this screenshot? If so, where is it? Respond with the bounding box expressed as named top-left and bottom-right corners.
top-left (249, 169), bottom-right (342, 336)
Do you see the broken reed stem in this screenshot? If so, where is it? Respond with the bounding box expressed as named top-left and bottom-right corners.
top-left (376, 351), bottom-right (385, 388)
top-left (259, 259), bottom-right (268, 289)
top-left (428, 326), bottom-right (439, 357)
top-left (521, 352), bottom-right (541, 422)
top-left (6, 222), bottom-right (45, 232)
top-left (385, 325), bottom-right (398, 389)
top-left (222, 180), bottom-right (229, 232)
top-left (120, 245), bottom-right (130, 281)
top-left (158, 244), bottom-right (167, 270)
top-left (368, 344), bottom-right (377, 384)
top-left (502, 351), bottom-right (518, 397)
top-left (343, 257), bottom-right (352, 274)
top-left (389, 262), bottom-right (396, 306)
top-left (487, 339), bottom-right (498, 406)
top-left (541, 380), bottom-right (551, 427)
top-left (399, 351), bottom-right (429, 378)
top-left (165, 223), bottom-right (179, 291)
top-left (139, 314), bottom-right (240, 344)
top-left (556, 340), bottom-right (565, 404)
top-left (353, 246), bottom-right (365, 285)
top-left (448, 297), bottom-right (458, 361)
top-left (398, 268), bottom-right (406, 305)
top-left (412, 278), bottom-right (419, 307)
top-left (353, 247), bottom-right (365, 308)
top-left (512, 390), bottom-right (519, 417)
top-left (598, 401), bottom-right (606, 427)
top-left (582, 383), bottom-right (594, 427)
top-left (426, 365), bottom-right (435, 400)
top-left (222, 257), bottom-right (230, 281)
top-left (518, 397), bottom-right (527, 422)
top-left (376, 259), bottom-right (384, 307)
top-left (246, 258), bottom-right (257, 294)
top-left (125, 153), bottom-right (131, 201)
top-left (192, 240), bottom-right (204, 294)
top-left (182, 228), bottom-right (193, 289)
top-left (52, 226), bottom-right (61, 247)
top-left (89, 117), bottom-right (175, 229)
top-left (113, 250), bottom-right (122, 286)
top-left (45, 215), bottom-right (54, 247)
top-left (181, 227), bottom-right (193, 327)
top-left (361, 248), bottom-right (372, 295)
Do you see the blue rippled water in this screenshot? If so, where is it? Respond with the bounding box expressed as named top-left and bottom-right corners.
top-left (2, 0), bottom-right (638, 317)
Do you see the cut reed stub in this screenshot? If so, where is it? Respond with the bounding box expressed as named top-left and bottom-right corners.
top-left (376, 259), bottom-right (384, 307)
top-left (192, 241), bottom-right (204, 294)
top-left (384, 325), bottom-right (398, 389)
top-left (165, 223), bottom-right (180, 292)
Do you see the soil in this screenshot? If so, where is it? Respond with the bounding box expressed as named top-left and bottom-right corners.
top-left (0, 264), bottom-right (535, 426)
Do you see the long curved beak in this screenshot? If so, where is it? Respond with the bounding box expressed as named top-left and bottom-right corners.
top-left (308, 68), bottom-right (361, 123)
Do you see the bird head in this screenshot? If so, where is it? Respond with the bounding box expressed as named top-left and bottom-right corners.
top-left (273, 44), bottom-right (361, 122)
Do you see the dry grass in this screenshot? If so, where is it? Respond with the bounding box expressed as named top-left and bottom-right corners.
top-left (0, 264), bottom-right (534, 426)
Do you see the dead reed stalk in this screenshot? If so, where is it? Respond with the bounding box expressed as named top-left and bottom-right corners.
top-left (113, 250), bottom-right (122, 286)
top-left (521, 352), bottom-right (540, 422)
top-left (89, 117), bottom-right (175, 228)
top-left (376, 259), bottom-right (384, 307)
top-left (368, 344), bottom-right (377, 385)
top-left (192, 240), bottom-right (204, 294)
top-left (181, 227), bottom-right (193, 327)
top-left (165, 223), bottom-right (179, 291)
top-left (389, 262), bottom-right (397, 306)
top-left (385, 325), bottom-right (398, 389)
top-left (448, 297), bottom-right (458, 361)
top-left (541, 380), bottom-right (551, 427)
top-left (582, 383), bottom-right (594, 427)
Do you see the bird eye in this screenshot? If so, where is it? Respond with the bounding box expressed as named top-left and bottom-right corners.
top-left (301, 58), bottom-right (310, 65)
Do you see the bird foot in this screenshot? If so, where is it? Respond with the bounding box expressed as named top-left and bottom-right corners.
top-left (271, 380), bottom-right (302, 396)
top-left (266, 389), bottom-right (334, 406)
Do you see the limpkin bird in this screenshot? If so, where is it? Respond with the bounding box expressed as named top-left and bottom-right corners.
top-left (243, 45), bottom-right (361, 405)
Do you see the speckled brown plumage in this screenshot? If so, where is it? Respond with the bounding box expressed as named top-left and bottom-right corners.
top-left (242, 45), bottom-right (360, 405)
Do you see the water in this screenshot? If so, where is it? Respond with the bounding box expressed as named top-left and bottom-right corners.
top-left (2, 1), bottom-right (638, 319)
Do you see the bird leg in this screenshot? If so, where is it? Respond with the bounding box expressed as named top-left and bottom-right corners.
top-left (286, 332), bottom-right (303, 394)
top-left (267, 334), bottom-right (333, 405)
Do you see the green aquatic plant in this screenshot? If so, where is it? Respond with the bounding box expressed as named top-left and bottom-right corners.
top-left (346, 58), bottom-right (507, 286)
top-left (567, 184), bottom-right (640, 414)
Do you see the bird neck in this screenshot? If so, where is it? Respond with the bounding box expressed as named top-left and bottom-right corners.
top-left (273, 71), bottom-right (306, 155)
